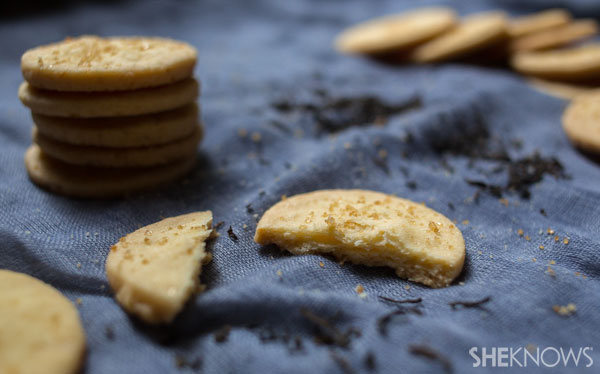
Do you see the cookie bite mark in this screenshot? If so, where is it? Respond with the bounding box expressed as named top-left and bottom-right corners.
top-left (106, 212), bottom-right (213, 324)
top-left (254, 189), bottom-right (465, 288)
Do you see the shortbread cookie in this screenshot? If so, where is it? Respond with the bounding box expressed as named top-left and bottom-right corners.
top-left (33, 123), bottom-right (202, 167)
top-left (19, 78), bottom-right (199, 118)
top-left (25, 144), bottom-right (196, 198)
top-left (0, 270), bottom-right (86, 374)
top-left (335, 7), bottom-right (457, 55)
top-left (411, 11), bottom-right (508, 63)
top-left (106, 212), bottom-right (213, 323)
top-left (562, 91), bottom-right (600, 153)
top-left (254, 189), bottom-right (465, 288)
top-left (528, 78), bottom-right (595, 100)
top-left (22, 36), bottom-right (197, 91)
top-left (509, 20), bottom-right (598, 53)
top-left (511, 44), bottom-right (600, 80)
top-left (33, 103), bottom-right (199, 148)
top-left (508, 9), bottom-right (571, 38)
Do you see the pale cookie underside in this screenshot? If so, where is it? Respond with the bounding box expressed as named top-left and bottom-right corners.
top-left (511, 44), bottom-right (600, 80)
top-left (19, 78), bottom-right (199, 118)
top-left (528, 78), bottom-right (596, 100)
top-left (25, 144), bottom-right (196, 198)
top-left (411, 11), bottom-right (508, 63)
top-left (21, 36), bottom-right (197, 91)
top-left (254, 189), bottom-right (465, 288)
top-left (562, 92), bottom-right (600, 153)
top-left (509, 20), bottom-right (598, 52)
top-left (0, 270), bottom-right (86, 374)
top-left (335, 7), bottom-right (457, 54)
top-left (32, 103), bottom-right (199, 148)
top-left (106, 212), bottom-right (213, 324)
top-left (33, 124), bottom-right (202, 167)
top-left (508, 9), bottom-right (571, 37)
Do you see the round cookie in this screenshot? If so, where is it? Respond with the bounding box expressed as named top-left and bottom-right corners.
top-left (511, 44), bottom-right (600, 81)
top-left (411, 11), bottom-right (508, 63)
top-left (509, 20), bottom-right (598, 53)
top-left (562, 91), bottom-right (600, 153)
top-left (21, 36), bottom-right (197, 92)
top-left (33, 104), bottom-right (199, 148)
top-left (508, 9), bottom-right (571, 38)
top-left (33, 124), bottom-right (203, 167)
top-left (0, 270), bottom-right (86, 374)
top-left (254, 189), bottom-right (465, 288)
top-left (19, 78), bottom-right (199, 118)
top-left (25, 144), bottom-right (196, 198)
top-left (335, 7), bottom-right (457, 55)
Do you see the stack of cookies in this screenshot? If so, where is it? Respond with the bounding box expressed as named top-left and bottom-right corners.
top-left (19, 36), bottom-right (202, 198)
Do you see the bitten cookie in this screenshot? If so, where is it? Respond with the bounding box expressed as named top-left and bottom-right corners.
top-left (335, 7), bottom-right (457, 55)
top-left (19, 78), bottom-right (199, 118)
top-left (21, 36), bottom-right (197, 91)
top-left (562, 91), bottom-right (600, 153)
top-left (33, 124), bottom-right (202, 167)
top-left (509, 20), bottom-right (598, 53)
top-left (0, 270), bottom-right (86, 374)
top-left (411, 11), bottom-right (508, 63)
top-left (508, 9), bottom-right (571, 38)
top-left (254, 189), bottom-right (465, 288)
top-left (25, 144), bottom-right (196, 198)
top-left (33, 103), bottom-right (198, 148)
top-left (511, 44), bottom-right (600, 80)
top-left (106, 212), bottom-right (213, 324)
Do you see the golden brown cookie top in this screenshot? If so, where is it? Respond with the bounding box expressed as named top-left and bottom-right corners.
top-left (411, 11), bottom-right (508, 63)
top-left (335, 7), bottom-right (457, 55)
top-left (22, 36), bottom-right (197, 91)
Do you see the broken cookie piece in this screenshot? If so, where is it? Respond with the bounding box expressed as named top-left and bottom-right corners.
top-left (106, 211), bottom-right (213, 324)
top-left (254, 190), bottom-right (465, 288)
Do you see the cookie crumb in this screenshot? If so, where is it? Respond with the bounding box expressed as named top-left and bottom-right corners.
top-left (547, 228), bottom-right (555, 235)
top-left (539, 245), bottom-right (545, 250)
top-left (552, 303), bottom-right (576, 316)
top-left (517, 229), bottom-right (524, 236)
top-left (319, 261), bottom-right (324, 267)
top-left (499, 198), bottom-right (509, 206)
top-left (276, 269), bottom-right (282, 277)
top-left (251, 132), bottom-right (262, 142)
top-left (525, 235), bottom-right (531, 241)
top-left (462, 219), bottom-right (469, 225)
top-left (546, 266), bottom-right (556, 277)
top-left (355, 284), bottom-right (365, 294)
top-left (563, 237), bottom-right (570, 244)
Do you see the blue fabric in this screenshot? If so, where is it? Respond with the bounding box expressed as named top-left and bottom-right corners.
top-left (1, 1), bottom-right (599, 373)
